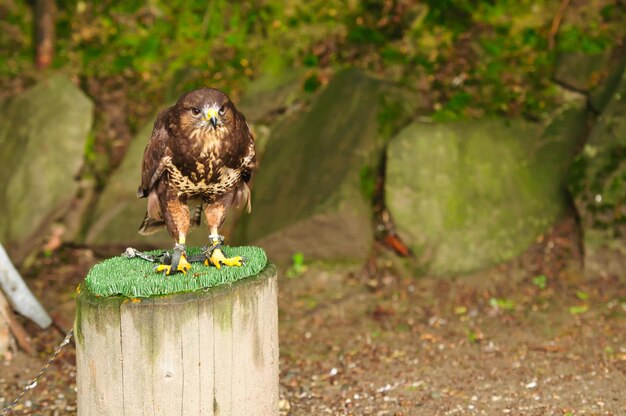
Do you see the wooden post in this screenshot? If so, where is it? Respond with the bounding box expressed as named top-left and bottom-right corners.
top-left (75, 264), bottom-right (279, 416)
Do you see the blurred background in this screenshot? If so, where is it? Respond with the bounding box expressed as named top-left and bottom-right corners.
top-left (1, 0), bottom-right (626, 414)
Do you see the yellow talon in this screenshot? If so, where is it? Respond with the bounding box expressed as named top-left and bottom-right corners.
top-left (156, 254), bottom-right (192, 275)
top-left (205, 248), bottom-right (244, 269)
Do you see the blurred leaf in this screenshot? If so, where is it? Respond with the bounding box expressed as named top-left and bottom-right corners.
top-left (576, 290), bottom-right (589, 301)
top-left (532, 275), bottom-right (547, 290)
top-left (569, 305), bottom-right (589, 315)
top-left (454, 306), bottom-right (467, 315)
top-left (490, 298), bottom-right (516, 311)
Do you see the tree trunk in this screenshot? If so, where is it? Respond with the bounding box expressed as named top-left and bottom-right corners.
top-left (34, 0), bottom-right (56, 69)
top-left (75, 264), bottom-right (279, 416)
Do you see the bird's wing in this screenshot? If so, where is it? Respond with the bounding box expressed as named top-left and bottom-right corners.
top-left (233, 116), bottom-right (257, 213)
top-left (138, 108), bottom-right (173, 198)
top-left (239, 116), bottom-right (257, 176)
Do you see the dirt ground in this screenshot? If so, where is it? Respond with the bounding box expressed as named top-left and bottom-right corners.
top-left (1, 217), bottom-right (625, 415)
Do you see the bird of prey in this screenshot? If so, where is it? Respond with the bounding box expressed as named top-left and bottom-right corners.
top-left (137, 88), bottom-right (255, 274)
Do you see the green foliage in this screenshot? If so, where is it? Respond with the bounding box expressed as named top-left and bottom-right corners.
top-left (83, 131), bottom-right (97, 164)
top-left (1, 0), bottom-right (624, 126)
top-left (303, 72), bottom-right (322, 93)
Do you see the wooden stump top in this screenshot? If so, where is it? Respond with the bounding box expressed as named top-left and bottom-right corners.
top-left (85, 246), bottom-right (268, 298)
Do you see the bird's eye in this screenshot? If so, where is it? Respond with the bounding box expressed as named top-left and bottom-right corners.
top-left (191, 107), bottom-right (201, 116)
top-left (218, 106), bottom-right (226, 116)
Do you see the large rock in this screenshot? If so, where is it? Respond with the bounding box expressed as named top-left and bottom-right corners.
top-left (238, 46), bottom-right (305, 124)
top-left (237, 70), bottom-right (303, 124)
top-left (0, 76), bottom-right (93, 262)
top-left (554, 51), bottom-right (611, 94)
top-left (589, 49), bottom-right (626, 114)
top-left (554, 40), bottom-right (626, 113)
top-left (386, 106), bottom-right (587, 276)
top-left (570, 67), bottom-right (626, 276)
top-left (236, 68), bottom-right (390, 264)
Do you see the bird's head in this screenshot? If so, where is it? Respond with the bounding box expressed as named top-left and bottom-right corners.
top-left (175, 88), bottom-right (235, 139)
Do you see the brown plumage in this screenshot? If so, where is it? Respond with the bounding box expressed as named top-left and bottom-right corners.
top-left (137, 88), bottom-right (255, 274)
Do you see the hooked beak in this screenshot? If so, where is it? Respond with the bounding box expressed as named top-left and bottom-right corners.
top-left (204, 108), bottom-right (219, 128)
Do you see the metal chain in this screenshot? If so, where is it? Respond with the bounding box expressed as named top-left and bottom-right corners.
top-left (1, 328), bottom-right (74, 416)
top-left (123, 246), bottom-right (212, 264)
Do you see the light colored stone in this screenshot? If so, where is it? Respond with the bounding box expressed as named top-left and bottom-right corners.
top-left (0, 75), bottom-right (93, 262)
top-left (386, 106), bottom-right (586, 276)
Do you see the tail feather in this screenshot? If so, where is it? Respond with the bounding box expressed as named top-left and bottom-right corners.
top-left (191, 204), bottom-right (203, 227)
top-left (234, 183), bottom-right (252, 214)
top-left (138, 213), bottom-right (165, 235)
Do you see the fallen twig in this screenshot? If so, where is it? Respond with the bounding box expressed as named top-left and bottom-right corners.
top-left (0, 290), bottom-right (34, 355)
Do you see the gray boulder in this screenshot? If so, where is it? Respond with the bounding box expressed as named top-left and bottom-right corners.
top-left (0, 75), bottom-right (93, 262)
top-left (386, 106), bottom-right (587, 276)
top-left (554, 42), bottom-right (626, 113)
top-left (554, 50), bottom-right (611, 94)
top-left (590, 50), bottom-right (626, 114)
top-left (570, 67), bottom-right (626, 276)
top-left (237, 45), bottom-right (306, 124)
top-left (236, 68), bottom-right (391, 264)
top-left (237, 70), bottom-right (303, 124)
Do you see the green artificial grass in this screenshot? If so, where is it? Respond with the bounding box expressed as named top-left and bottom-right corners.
top-left (85, 246), bottom-right (267, 298)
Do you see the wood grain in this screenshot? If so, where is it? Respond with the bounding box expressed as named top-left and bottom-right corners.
top-left (75, 264), bottom-right (278, 416)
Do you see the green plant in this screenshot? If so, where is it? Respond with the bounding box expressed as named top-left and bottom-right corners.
top-left (286, 252), bottom-right (307, 279)
top-left (532, 275), bottom-right (547, 290)
top-left (569, 305), bottom-right (588, 315)
top-left (489, 297), bottom-right (516, 311)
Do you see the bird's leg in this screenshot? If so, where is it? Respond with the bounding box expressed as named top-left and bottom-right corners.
top-left (156, 235), bottom-right (192, 275)
top-left (203, 198), bottom-right (244, 269)
top-left (204, 234), bottom-right (244, 269)
top-left (155, 193), bottom-right (192, 275)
